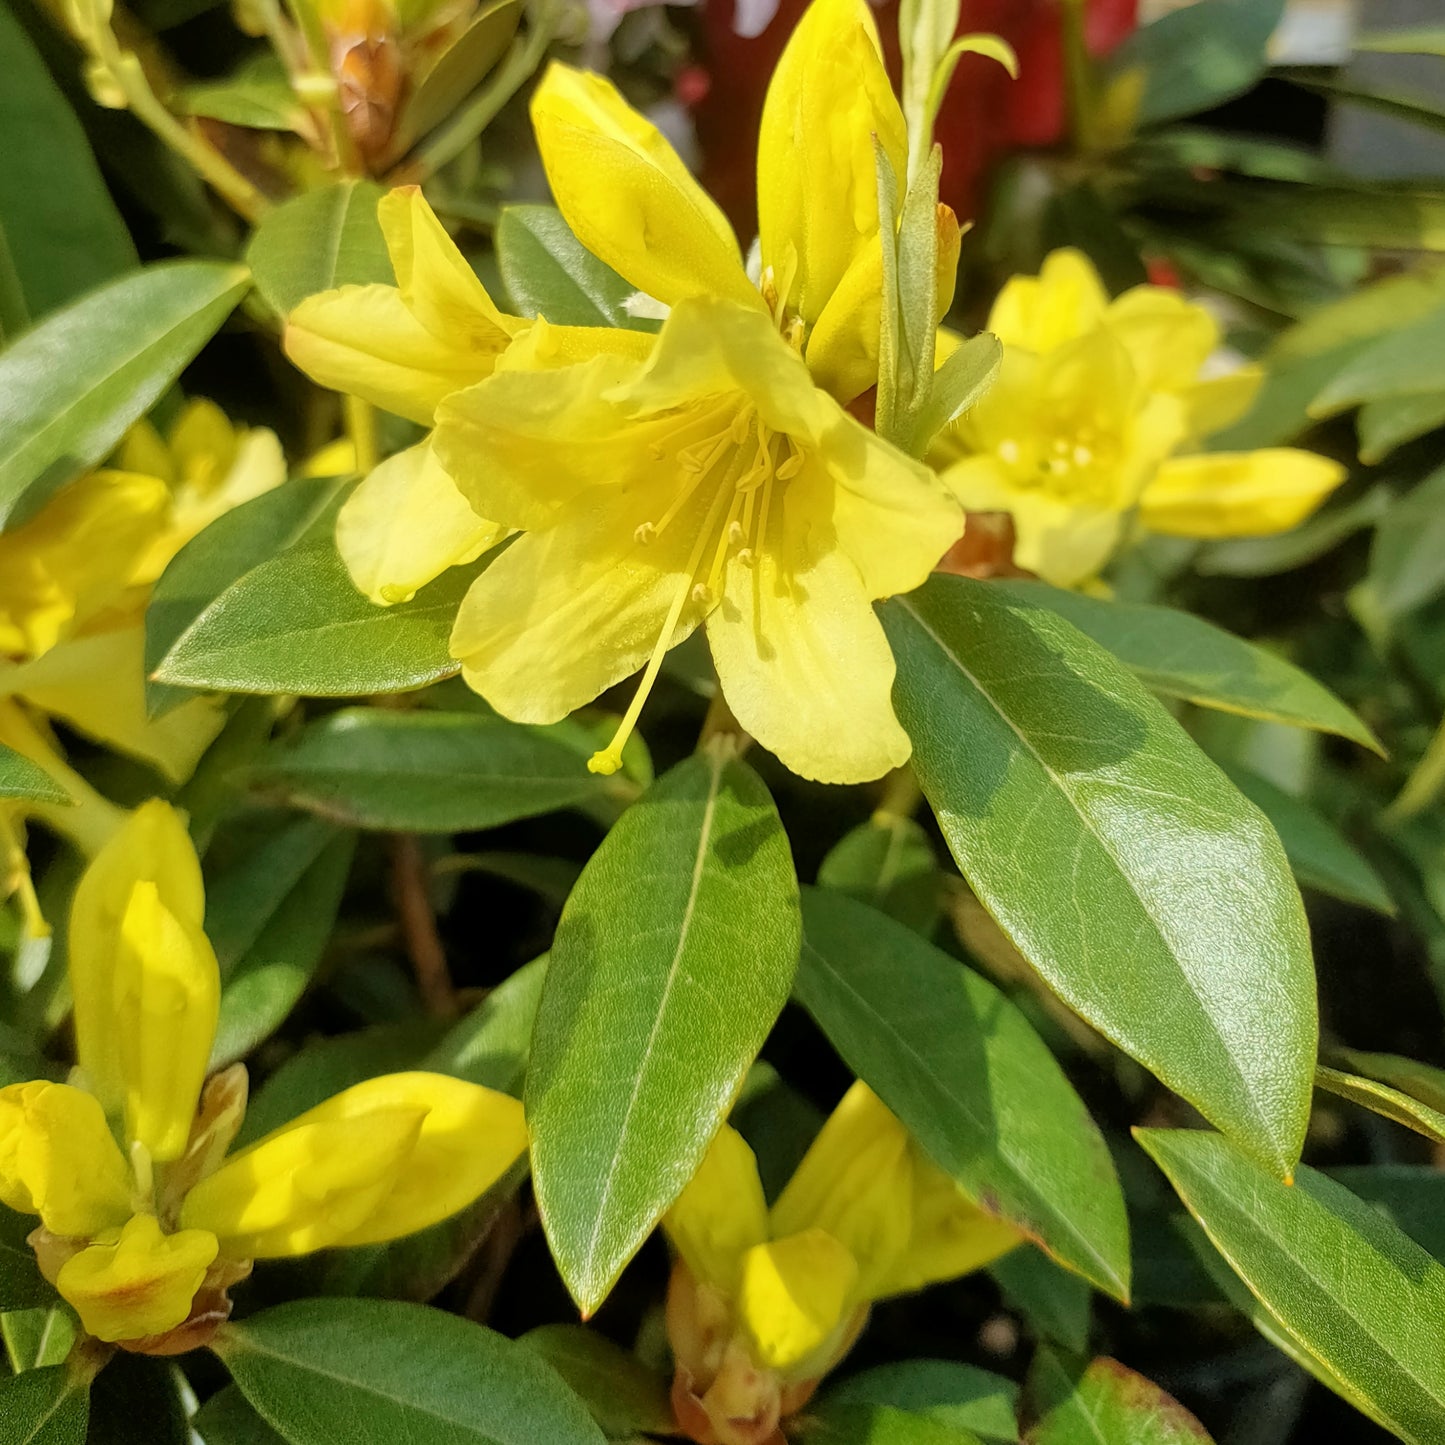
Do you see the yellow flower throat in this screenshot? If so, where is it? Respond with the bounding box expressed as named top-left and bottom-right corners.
top-left (993, 422), bottom-right (1122, 507)
top-left (587, 398), bottom-right (805, 777)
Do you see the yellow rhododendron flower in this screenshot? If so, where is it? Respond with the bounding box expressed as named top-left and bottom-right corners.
top-left (0, 799), bottom-right (529, 1348)
top-left (661, 1083), bottom-right (1021, 1445)
top-left (936, 249), bottom-right (1348, 587)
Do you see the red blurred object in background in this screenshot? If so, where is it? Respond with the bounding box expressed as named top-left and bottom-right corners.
top-left (690, 0), bottom-right (1137, 237)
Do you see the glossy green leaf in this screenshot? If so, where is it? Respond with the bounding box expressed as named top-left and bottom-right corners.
top-left (0, 745), bottom-right (68, 804)
top-left (496, 205), bottom-right (650, 331)
top-left (0, 1365), bottom-right (88, 1445)
top-left (882, 577), bottom-right (1317, 1177)
top-left (146, 476), bottom-right (348, 715)
top-left (1327, 1166), bottom-right (1445, 1263)
top-left (827, 1361), bottom-right (1018, 1445)
top-left (1220, 764), bottom-right (1393, 914)
top-left (1332, 1049), bottom-right (1445, 1113)
top-left (1138, 1127), bottom-right (1445, 1443)
top-left (193, 1386), bottom-right (288, 1445)
top-left (249, 709), bottom-right (609, 832)
top-left (424, 955), bottom-right (547, 1095)
top-left (0, 260), bottom-right (249, 529)
top-left (1315, 1065), bottom-right (1445, 1144)
top-left (1368, 463), bottom-right (1445, 619)
top-left (990, 1247), bottom-right (1091, 1353)
top-left (1025, 1350), bottom-right (1213, 1444)
top-left (152, 529), bottom-right (477, 696)
top-left (0, 0), bottom-right (135, 328)
top-left (0, 1209), bottom-right (50, 1312)
top-left (1111, 0), bottom-right (1285, 126)
top-left (994, 581), bottom-right (1378, 752)
top-left (816, 815), bottom-right (941, 936)
top-left (797, 889), bottom-right (1130, 1299)
top-left (518, 1326), bottom-right (672, 1438)
top-left (216, 1299), bottom-right (606, 1445)
top-left (527, 748), bottom-right (800, 1314)
top-left (246, 181), bottom-right (391, 317)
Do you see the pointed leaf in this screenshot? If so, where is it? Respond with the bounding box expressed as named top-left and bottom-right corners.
top-left (1025, 1351), bottom-right (1213, 1444)
top-left (827, 1361), bottom-right (1019, 1445)
top-left (527, 748), bottom-right (800, 1313)
top-left (1315, 1065), bottom-right (1445, 1145)
top-left (518, 1326), bottom-right (673, 1437)
top-left (0, 745), bottom-right (69, 804)
top-left (882, 577), bottom-right (1316, 1176)
top-left (193, 1386), bottom-right (288, 1445)
top-left (816, 816), bottom-right (941, 936)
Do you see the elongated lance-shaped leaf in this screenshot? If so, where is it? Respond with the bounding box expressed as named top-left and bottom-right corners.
top-left (882, 576), bottom-right (1316, 1177)
top-left (527, 745), bottom-right (800, 1314)
top-left (1025, 1351), bottom-right (1214, 1444)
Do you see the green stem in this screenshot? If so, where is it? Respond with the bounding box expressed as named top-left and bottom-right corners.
top-left (1059, 0), bottom-right (1098, 153)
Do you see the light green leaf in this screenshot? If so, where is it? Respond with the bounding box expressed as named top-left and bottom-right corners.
top-left (517, 1326), bottom-right (672, 1438)
top-left (1331, 1049), bottom-right (1445, 1114)
top-left (152, 529), bottom-right (477, 697)
top-left (0, 745), bottom-right (69, 804)
top-left (178, 53), bottom-right (303, 132)
top-left (800, 1402), bottom-right (982, 1445)
top-left (1315, 1065), bottom-right (1445, 1144)
top-left (424, 955), bottom-right (547, 1095)
top-left (1025, 1350), bottom-right (1214, 1444)
top-left (0, 260), bottom-right (249, 529)
top-left (826, 1361), bottom-right (1018, 1445)
top-left (1312, 303), bottom-right (1445, 416)
top-left (1241, 186), bottom-right (1445, 251)
top-left (1356, 27), bottom-right (1445, 56)
top-left (2, 1305), bottom-right (75, 1372)
top-left (248, 709), bottom-right (610, 832)
top-left (1220, 764), bottom-right (1393, 914)
top-left (882, 577), bottom-right (1317, 1177)
top-left (797, 889), bottom-right (1130, 1299)
top-left (0, 1365), bottom-right (88, 1445)
top-left (816, 815), bottom-right (940, 936)
top-left (913, 333), bottom-right (1001, 452)
top-left (0, 0), bottom-right (135, 326)
top-left (246, 181), bottom-right (391, 317)
top-left (994, 581), bottom-right (1378, 751)
top-left (496, 205), bottom-right (650, 331)
top-left (1138, 1127), bottom-right (1445, 1444)
top-left (193, 1385), bottom-right (289, 1445)
top-left (216, 1299), bottom-right (606, 1445)
top-left (1368, 462), bottom-right (1445, 618)
top-left (527, 748), bottom-right (800, 1314)
top-left (1359, 390), bottom-right (1445, 464)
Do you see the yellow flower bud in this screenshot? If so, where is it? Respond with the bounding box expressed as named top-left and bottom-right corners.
top-left (56, 1213), bottom-right (217, 1343)
top-left (0, 1082), bottom-right (132, 1237)
top-left (737, 1229), bottom-right (859, 1374)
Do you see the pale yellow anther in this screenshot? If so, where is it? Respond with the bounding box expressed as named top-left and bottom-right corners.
top-left (691, 583), bottom-right (713, 606)
top-left (634, 521), bottom-right (657, 545)
top-left (728, 521), bottom-right (746, 546)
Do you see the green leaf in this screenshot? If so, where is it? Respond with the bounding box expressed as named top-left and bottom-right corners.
top-left (517, 1326), bottom-right (673, 1438)
top-left (527, 747), bottom-right (800, 1314)
top-left (2, 1305), bottom-right (75, 1372)
top-left (1315, 1065), bottom-right (1445, 1145)
top-left (1327, 1166), bottom-right (1445, 1263)
top-left (496, 205), bottom-right (649, 331)
top-left (146, 474), bottom-right (348, 716)
top-left (1356, 27), bottom-right (1445, 56)
top-left (827, 1361), bottom-right (1019, 1445)
top-left (152, 529), bottom-right (477, 697)
top-left (193, 1386), bottom-right (289, 1445)
top-left (1312, 303), bottom-right (1445, 416)
top-left (0, 1365), bottom-right (88, 1445)
top-left (248, 710), bottom-right (609, 832)
top-left (0, 745), bottom-right (69, 804)
top-left (1220, 764), bottom-right (1393, 914)
top-left (216, 1299), bottom-right (606, 1445)
top-left (0, 260), bottom-right (249, 529)
top-left (912, 334), bottom-right (1002, 464)
top-left (1359, 390), bottom-right (1445, 464)
top-left (1137, 1128), bottom-right (1445, 1444)
top-left (1287, 73), bottom-right (1445, 138)
top-left (1025, 1350), bottom-right (1213, 1444)
top-left (1240, 186), bottom-right (1445, 252)
top-left (1112, 0), bottom-right (1286, 126)
top-left (246, 181), bottom-right (391, 317)
top-left (800, 1402), bottom-right (982, 1445)
top-left (882, 577), bottom-right (1317, 1177)
top-left (0, 0), bottom-right (135, 328)
top-left (816, 815), bottom-right (941, 936)
top-left (1331, 1048), bottom-right (1445, 1114)
top-left (424, 955), bottom-right (547, 1094)
top-left (1368, 463), bottom-right (1445, 619)
top-left (86, 1355), bottom-right (189, 1445)
top-left (177, 53), bottom-right (302, 132)
top-left (989, 1247), bottom-right (1092, 1353)
top-left (992, 581), bottom-right (1379, 752)
top-left (797, 889), bottom-right (1129, 1299)
top-left (207, 816), bottom-right (356, 1068)
top-left (0, 1209), bottom-right (50, 1312)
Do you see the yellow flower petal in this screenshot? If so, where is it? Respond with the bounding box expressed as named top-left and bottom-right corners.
top-left (987, 249), bottom-right (1110, 354)
top-left (56, 1214), bottom-right (217, 1343)
top-left (116, 417), bottom-right (174, 486)
top-left (0, 1081), bottom-right (132, 1236)
top-left (769, 1083), bottom-right (913, 1295)
top-left (663, 1125), bottom-right (769, 1294)
top-left (1104, 285), bottom-right (1219, 394)
top-left (179, 1107), bottom-right (424, 1258)
top-left (68, 800), bottom-right (210, 1125)
top-left (738, 1229), bottom-right (858, 1374)
top-left (529, 63), bottom-right (757, 312)
top-left (281, 1072), bottom-right (528, 1247)
top-left (804, 238), bottom-right (884, 407)
top-left (1180, 367), bottom-right (1264, 440)
top-left (757, 0), bottom-right (905, 327)
top-left (1139, 449), bottom-right (1348, 538)
top-left (337, 443), bottom-right (505, 605)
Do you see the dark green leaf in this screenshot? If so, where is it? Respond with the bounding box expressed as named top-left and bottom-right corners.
top-left (1287, 73), bottom-right (1445, 138)
top-left (527, 748), bottom-right (800, 1314)
top-left (797, 889), bottom-right (1129, 1299)
top-left (193, 1386), bottom-right (289, 1445)
top-left (0, 1365), bottom-right (88, 1445)
top-left (0, 745), bottom-right (69, 804)
top-left (990, 1247), bottom-right (1092, 1353)
top-left (815, 816), bottom-right (941, 936)
top-left (216, 1299), bottom-right (606, 1445)
top-left (1368, 463), bottom-right (1445, 618)
top-left (827, 1361), bottom-right (1018, 1444)
top-left (799, 1402), bottom-right (982, 1445)
top-left (496, 205), bottom-right (650, 330)
top-left (1025, 1350), bottom-right (1213, 1444)
top-left (0, 261), bottom-right (250, 529)
top-left (882, 578), bottom-right (1316, 1177)
top-left (424, 955), bottom-right (547, 1095)
top-left (1138, 1128), bottom-right (1445, 1443)
top-left (246, 181), bottom-right (391, 317)
top-left (248, 710), bottom-right (609, 832)
top-left (0, 0), bottom-right (135, 328)
top-left (86, 1355), bottom-right (189, 1445)
top-left (993, 581), bottom-right (1378, 751)
top-left (517, 1326), bottom-right (673, 1437)
top-left (1327, 1166), bottom-right (1445, 1263)
top-left (0, 1208), bottom-right (49, 1312)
